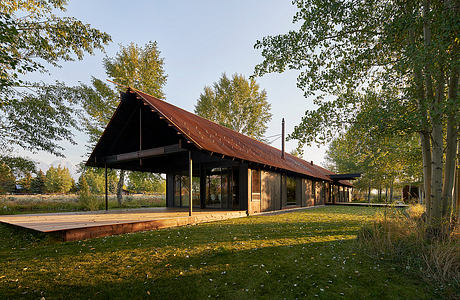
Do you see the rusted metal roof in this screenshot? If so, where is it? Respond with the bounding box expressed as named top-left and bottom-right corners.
top-left (132, 88), bottom-right (345, 183)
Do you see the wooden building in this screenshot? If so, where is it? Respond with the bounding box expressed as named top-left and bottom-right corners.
top-left (87, 88), bottom-right (353, 215)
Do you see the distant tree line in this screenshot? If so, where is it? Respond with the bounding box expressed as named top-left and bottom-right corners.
top-left (0, 163), bottom-right (75, 194)
top-left (0, 161), bottom-right (166, 195)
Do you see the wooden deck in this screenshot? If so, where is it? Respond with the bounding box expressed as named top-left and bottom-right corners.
top-left (0, 208), bottom-right (247, 241)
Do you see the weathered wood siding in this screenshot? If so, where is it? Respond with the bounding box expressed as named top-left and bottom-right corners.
top-left (316, 182), bottom-right (325, 205)
top-left (261, 170), bottom-right (281, 212)
top-left (304, 179), bottom-right (314, 206)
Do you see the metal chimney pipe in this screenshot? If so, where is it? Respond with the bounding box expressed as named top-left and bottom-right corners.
top-left (281, 118), bottom-right (285, 159)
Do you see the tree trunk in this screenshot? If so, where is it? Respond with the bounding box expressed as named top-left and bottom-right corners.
top-left (408, 183), bottom-right (412, 203)
top-left (117, 170), bottom-right (125, 206)
top-left (410, 19), bottom-right (432, 214)
top-left (367, 181), bottom-right (371, 204)
top-left (441, 65), bottom-right (458, 219)
top-left (389, 181), bottom-right (394, 203)
top-left (422, 0), bottom-right (445, 231)
top-left (385, 184), bottom-right (388, 204)
top-left (455, 140), bottom-right (460, 224)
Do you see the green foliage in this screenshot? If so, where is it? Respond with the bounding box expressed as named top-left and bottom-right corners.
top-left (254, 0), bottom-right (458, 145)
top-left (78, 167), bottom-right (117, 194)
top-left (44, 165), bottom-right (73, 194)
top-left (127, 172), bottom-right (165, 194)
top-left (1, 83), bottom-right (82, 156)
top-left (0, 155), bottom-right (36, 177)
top-left (79, 41), bottom-right (167, 148)
top-left (0, 0), bottom-right (111, 155)
top-left (78, 174), bottom-right (102, 211)
top-left (104, 41), bottom-right (167, 97)
top-left (325, 127), bottom-right (423, 191)
top-left (81, 43), bottom-right (163, 137)
top-left (17, 172), bottom-right (32, 193)
top-left (254, 1), bottom-right (459, 227)
top-left (30, 170), bottom-right (46, 194)
top-left (78, 41), bottom-right (168, 203)
top-left (0, 162), bottom-right (15, 194)
top-left (195, 73), bottom-right (272, 140)
top-left (0, 0), bottom-right (111, 89)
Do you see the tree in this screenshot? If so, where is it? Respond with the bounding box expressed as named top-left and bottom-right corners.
top-left (79, 167), bottom-right (117, 194)
top-left (30, 170), bottom-right (46, 194)
top-left (18, 172), bottom-right (32, 193)
top-left (79, 41), bottom-right (167, 204)
top-left (195, 73), bottom-right (272, 140)
top-left (45, 165), bottom-right (73, 193)
top-left (0, 0), bottom-right (111, 156)
top-left (254, 1), bottom-right (459, 235)
top-left (0, 155), bottom-right (36, 178)
top-left (0, 162), bottom-right (15, 194)
top-left (127, 172), bottom-right (165, 194)
top-left (325, 126), bottom-right (423, 202)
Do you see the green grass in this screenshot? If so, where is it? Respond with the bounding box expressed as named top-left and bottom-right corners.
top-left (0, 206), bottom-right (447, 299)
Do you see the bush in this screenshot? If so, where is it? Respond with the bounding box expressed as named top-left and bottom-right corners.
top-left (78, 175), bottom-right (102, 211)
top-left (357, 205), bottom-right (459, 292)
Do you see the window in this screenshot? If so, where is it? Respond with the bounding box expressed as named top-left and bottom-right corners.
top-left (206, 168), bottom-right (222, 208)
top-left (174, 174), bottom-right (200, 207)
top-left (251, 169), bottom-right (261, 201)
top-left (286, 176), bottom-right (296, 205)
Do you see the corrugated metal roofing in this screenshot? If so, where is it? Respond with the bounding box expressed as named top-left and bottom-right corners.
top-left (132, 88), bottom-right (349, 185)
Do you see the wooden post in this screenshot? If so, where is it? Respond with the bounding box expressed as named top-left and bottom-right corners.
top-left (105, 164), bottom-right (108, 211)
top-left (189, 151), bottom-right (193, 216)
top-left (139, 106), bottom-right (143, 166)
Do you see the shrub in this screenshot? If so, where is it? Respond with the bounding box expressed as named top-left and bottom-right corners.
top-left (357, 205), bottom-right (459, 291)
top-left (78, 175), bottom-right (102, 211)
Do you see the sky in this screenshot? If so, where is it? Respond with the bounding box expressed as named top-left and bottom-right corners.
top-left (20, 0), bottom-right (328, 178)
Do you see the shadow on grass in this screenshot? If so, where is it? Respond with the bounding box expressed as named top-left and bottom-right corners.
top-left (0, 238), bottom-right (437, 300)
top-left (0, 206), bottom-right (446, 300)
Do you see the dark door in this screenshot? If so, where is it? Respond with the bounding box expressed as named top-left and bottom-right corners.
top-left (232, 166), bottom-right (239, 209)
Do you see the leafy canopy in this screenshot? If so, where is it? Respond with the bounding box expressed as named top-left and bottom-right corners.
top-left (44, 164), bottom-right (73, 193)
top-left (254, 0), bottom-right (458, 147)
top-left (0, 0), bottom-right (111, 156)
top-left (195, 73), bottom-right (272, 140)
top-left (79, 41), bottom-right (167, 150)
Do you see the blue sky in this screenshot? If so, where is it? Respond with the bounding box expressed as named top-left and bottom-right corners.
top-left (21, 0), bottom-right (327, 176)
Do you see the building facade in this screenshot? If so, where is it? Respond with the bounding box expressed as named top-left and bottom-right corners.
top-left (87, 88), bottom-right (353, 214)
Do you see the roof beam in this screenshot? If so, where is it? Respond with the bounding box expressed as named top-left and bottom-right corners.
top-left (328, 173), bottom-right (361, 180)
top-left (101, 144), bottom-right (185, 164)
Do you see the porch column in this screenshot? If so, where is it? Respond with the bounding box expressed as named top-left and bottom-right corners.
top-left (105, 164), bottom-right (108, 211)
top-left (189, 151), bottom-right (193, 216)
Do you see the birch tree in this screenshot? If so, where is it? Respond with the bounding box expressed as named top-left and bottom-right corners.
top-left (254, 0), bottom-right (459, 235)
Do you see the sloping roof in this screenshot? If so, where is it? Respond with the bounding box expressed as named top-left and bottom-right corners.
top-left (131, 88), bottom-right (346, 184)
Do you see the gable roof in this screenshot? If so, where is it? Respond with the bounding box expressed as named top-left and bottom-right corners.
top-left (128, 88), bottom-right (348, 184)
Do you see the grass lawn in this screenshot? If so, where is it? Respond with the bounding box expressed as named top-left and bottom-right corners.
top-left (0, 206), bottom-right (449, 299)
